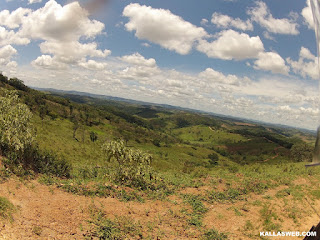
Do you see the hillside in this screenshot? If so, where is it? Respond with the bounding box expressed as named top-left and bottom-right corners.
top-left (0, 73), bottom-right (320, 239)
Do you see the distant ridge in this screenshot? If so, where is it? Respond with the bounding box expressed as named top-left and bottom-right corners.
top-left (32, 87), bottom-right (316, 135)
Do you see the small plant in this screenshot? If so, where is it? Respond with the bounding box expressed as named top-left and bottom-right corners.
top-left (183, 194), bottom-right (208, 227)
top-left (0, 196), bottom-right (15, 221)
top-left (90, 131), bottom-right (98, 142)
top-left (260, 203), bottom-right (281, 231)
top-left (202, 228), bottom-right (228, 240)
top-left (244, 220), bottom-right (254, 231)
top-left (32, 225), bottom-right (42, 236)
top-left (102, 140), bottom-right (154, 189)
top-left (86, 204), bottom-right (142, 239)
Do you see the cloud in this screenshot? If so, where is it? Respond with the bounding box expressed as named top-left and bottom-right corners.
top-left (253, 52), bottom-right (289, 75)
top-left (119, 65), bottom-right (161, 83)
top-left (211, 12), bottom-right (253, 31)
top-left (120, 52), bottom-right (156, 67)
top-left (0, 8), bottom-right (32, 29)
top-left (248, 1), bottom-right (299, 35)
top-left (300, 46), bottom-right (315, 60)
top-left (123, 3), bottom-right (207, 55)
top-left (1, 0), bottom-right (110, 69)
top-left (29, 0), bottom-right (42, 4)
top-left (286, 47), bottom-right (318, 79)
top-left (200, 18), bottom-right (209, 26)
top-left (0, 45), bottom-right (17, 67)
top-left (199, 67), bottom-right (251, 87)
top-left (78, 59), bottom-right (107, 71)
top-left (196, 30), bottom-right (264, 60)
top-left (141, 42), bottom-right (150, 48)
top-left (0, 26), bottom-right (30, 46)
top-left (276, 105), bottom-right (319, 122)
top-left (302, 0), bottom-right (314, 29)
top-left (39, 41), bottom-right (110, 64)
top-left (31, 55), bottom-right (67, 70)
top-left (19, 0), bottom-right (104, 41)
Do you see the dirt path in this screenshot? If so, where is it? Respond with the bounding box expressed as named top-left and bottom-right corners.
top-left (263, 146), bottom-right (284, 162)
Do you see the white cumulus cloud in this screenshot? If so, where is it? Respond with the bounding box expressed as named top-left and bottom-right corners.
top-left (248, 1), bottom-right (299, 35)
top-left (29, 0), bottom-right (42, 4)
top-left (302, 0), bottom-right (314, 29)
top-left (196, 30), bottom-right (264, 60)
top-left (123, 3), bottom-right (207, 55)
top-left (3, 0), bottom-right (111, 69)
top-left (211, 12), bottom-right (253, 31)
top-left (121, 53), bottom-right (156, 67)
top-left (286, 47), bottom-right (319, 79)
top-left (0, 45), bottom-right (17, 67)
top-left (0, 8), bottom-right (32, 29)
top-left (254, 52), bottom-right (289, 75)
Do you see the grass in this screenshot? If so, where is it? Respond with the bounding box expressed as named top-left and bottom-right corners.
top-left (85, 204), bottom-right (142, 239)
top-left (202, 228), bottom-right (228, 240)
top-left (0, 196), bottom-right (15, 221)
top-left (260, 203), bottom-right (282, 231)
top-left (182, 194), bottom-right (208, 227)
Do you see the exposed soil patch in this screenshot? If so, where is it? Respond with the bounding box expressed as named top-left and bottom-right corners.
top-left (0, 177), bottom-right (320, 239)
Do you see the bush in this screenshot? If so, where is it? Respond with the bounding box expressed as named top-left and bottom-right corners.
top-left (90, 131), bottom-right (98, 142)
top-left (208, 153), bottom-right (219, 165)
top-left (102, 140), bottom-right (154, 189)
top-left (290, 143), bottom-right (313, 162)
top-left (2, 146), bottom-right (71, 178)
top-left (0, 90), bottom-right (34, 154)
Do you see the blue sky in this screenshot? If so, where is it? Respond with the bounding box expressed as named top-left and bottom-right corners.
top-left (1, 0), bottom-right (320, 130)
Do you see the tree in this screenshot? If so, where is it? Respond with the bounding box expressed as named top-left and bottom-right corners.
top-left (0, 90), bottom-right (34, 153)
top-left (290, 143), bottom-right (313, 162)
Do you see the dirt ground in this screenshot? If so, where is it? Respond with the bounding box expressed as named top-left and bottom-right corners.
top-left (0, 177), bottom-right (319, 240)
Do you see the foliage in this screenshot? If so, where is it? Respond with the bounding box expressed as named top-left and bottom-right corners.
top-left (2, 146), bottom-right (71, 177)
top-left (208, 153), bottom-right (219, 165)
top-left (102, 140), bottom-right (154, 189)
top-left (183, 194), bottom-right (208, 226)
top-left (152, 138), bottom-right (161, 147)
top-left (0, 196), bottom-right (15, 221)
top-left (0, 89), bottom-right (34, 153)
top-left (290, 143), bottom-right (313, 162)
top-left (202, 228), bottom-right (228, 240)
top-left (86, 204), bottom-right (142, 239)
top-left (90, 131), bottom-right (98, 142)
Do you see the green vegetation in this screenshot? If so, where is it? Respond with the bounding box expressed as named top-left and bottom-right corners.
top-left (183, 194), bottom-right (208, 226)
top-left (0, 89), bottom-right (34, 154)
top-left (102, 140), bottom-right (154, 189)
top-left (202, 228), bottom-right (228, 240)
top-left (0, 196), bottom-right (15, 221)
top-left (86, 204), bottom-right (142, 239)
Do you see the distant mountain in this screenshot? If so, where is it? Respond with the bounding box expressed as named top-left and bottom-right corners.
top-left (33, 87), bottom-right (316, 135)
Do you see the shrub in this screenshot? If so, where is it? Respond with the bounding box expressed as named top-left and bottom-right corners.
top-left (90, 131), bottom-right (98, 142)
top-left (208, 153), bottom-right (219, 165)
top-left (2, 146), bottom-right (71, 178)
top-left (290, 143), bottom-right (313, 162)
top-left (0, 90), bottom-right (34, 154)
top-left (102, 140), bottom-right (154, 189)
